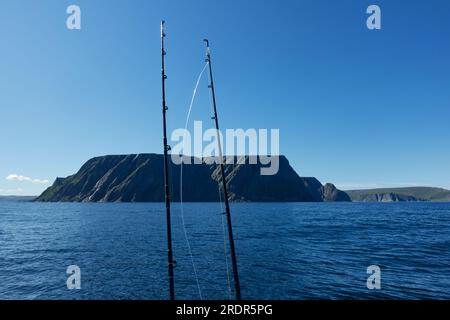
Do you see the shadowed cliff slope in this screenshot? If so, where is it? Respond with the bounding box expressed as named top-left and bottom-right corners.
top-left (36, 154), bottom-right (350, 202)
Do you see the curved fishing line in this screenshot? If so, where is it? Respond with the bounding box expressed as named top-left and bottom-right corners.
top-left (179, 62), bottom-right (208, 300)
top-left (206, 62), bottom-right (233, 299)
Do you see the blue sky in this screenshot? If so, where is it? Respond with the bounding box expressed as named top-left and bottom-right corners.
top-left (1, 0), bottom-right (449, 195)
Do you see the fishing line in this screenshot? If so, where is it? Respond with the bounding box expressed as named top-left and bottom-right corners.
top-left (179, 62), bottom-right (208, 300)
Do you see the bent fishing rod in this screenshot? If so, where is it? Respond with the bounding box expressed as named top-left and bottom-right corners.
top-left (204, 39), bottom-right (242, 300)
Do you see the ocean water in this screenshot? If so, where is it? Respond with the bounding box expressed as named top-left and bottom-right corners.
top-left (0, 201), bottom-right (449, 300)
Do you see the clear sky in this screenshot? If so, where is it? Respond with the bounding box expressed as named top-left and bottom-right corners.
top-left (1, 0), bottom-right (449, 195)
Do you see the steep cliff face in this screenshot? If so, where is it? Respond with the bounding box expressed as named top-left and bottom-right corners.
top-left (298, 180), bottom-right (351, 202)
top-left (322, 183), bottom-right (352, 202)
top-left (209, 156), bottom-right (316, 202)
top-left (36, 154), bottom-right (350, 203)
top-left (375, 193), bottom-right (420, 202)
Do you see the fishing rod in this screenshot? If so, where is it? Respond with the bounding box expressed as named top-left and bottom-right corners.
top-left (161, 20), bottom-right (175, 300)
top-left (204, 39), bottom-right (242, 300)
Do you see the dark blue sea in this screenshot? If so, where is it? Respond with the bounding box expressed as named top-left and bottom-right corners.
top-left (1, 201), bottom-right (449, 300)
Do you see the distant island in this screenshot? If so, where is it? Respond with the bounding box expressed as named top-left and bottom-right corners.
top-left (35, 154), bottom-right (350, 203)
top-left (345, 187), bottom-right (450, 202)
top-left (0, 196), bottom-right (36, 202)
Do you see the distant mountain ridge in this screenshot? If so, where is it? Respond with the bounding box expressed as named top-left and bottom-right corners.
top-left (35, 154), bottom-right (350, 203)
top-left (345, 187), bottom-right (450, 202)
top-left (0, 196), bottom-right (36, 202)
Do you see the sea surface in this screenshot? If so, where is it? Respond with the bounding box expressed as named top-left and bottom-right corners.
top-left (0, 201), bottom-right (449, 300)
